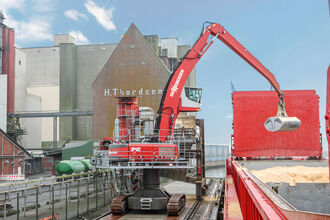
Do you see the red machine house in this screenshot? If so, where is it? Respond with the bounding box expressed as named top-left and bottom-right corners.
top-left (106, 143), bottom-right (178, 162)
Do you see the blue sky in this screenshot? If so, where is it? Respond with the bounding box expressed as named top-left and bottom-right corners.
top-left (2, 0), bottom-right (330, 156)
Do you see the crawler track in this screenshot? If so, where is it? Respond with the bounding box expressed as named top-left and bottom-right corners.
top-left (110, 195), bottom-right (130, 215)
top-left (100, 178), bottom-right (224, 220)
top-left (168, 194), bottom-right (186, 216)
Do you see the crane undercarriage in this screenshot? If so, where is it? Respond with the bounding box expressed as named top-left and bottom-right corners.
top-left (93, 125), bottom-right (205, 216)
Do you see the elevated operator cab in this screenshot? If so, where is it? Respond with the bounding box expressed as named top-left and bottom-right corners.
top-left (180, 87), bottom-right (202, 112)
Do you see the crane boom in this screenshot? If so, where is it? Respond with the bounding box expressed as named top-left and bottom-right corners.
top-left (155, 22), bottom-right (300, 142)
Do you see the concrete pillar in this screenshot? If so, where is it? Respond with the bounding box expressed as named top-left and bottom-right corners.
top-left (53, 117), bottom-right (57, 148)
top-left (59, 43), bottom-right (77, 141)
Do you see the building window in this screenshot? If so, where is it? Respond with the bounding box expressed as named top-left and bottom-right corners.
top-left (101, 47), bottom-right (106, 50)
top-left (89, 47), bottom-right (94, 51)
top-left (18, 60), bottom-right (21, 65)
top-left (141, 61), bottom-right (145, 65)
top-left (130, 61), bottom-right (135, 66)
top-left (130, 44), bottom-right (135, 49)
top-left (120, 62), bottom-right (125, 66)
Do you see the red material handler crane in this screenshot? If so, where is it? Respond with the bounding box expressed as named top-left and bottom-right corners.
top-left (104, 22), bottom-right (301, 216)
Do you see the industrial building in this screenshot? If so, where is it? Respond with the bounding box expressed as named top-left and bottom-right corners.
top-left (0, 129), bottom-right (32, 180)
top-left (93, 23), bottom-right (197, 139)
top-left (0, 12), bottom-right (14, 132)
top-left (0, 12), bottom-right (197, 180)
top-left (0, 12), bottom-right (34, 181)
top-left (13, 23), bottom-right (196, 149)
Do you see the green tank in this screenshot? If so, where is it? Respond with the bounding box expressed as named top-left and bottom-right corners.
top-left (80, 159), bottom-right (92, 172)
top-left (56, 160), bottom-right (85, 175)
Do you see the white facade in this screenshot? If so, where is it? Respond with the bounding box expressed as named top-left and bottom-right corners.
top-left (20, 96), bottom-right (42, 148)
top-left (0, 74), bottom-right (7, 132)
top-left (27, 86), bottom-right (59, 142)
top-left (21, 47), bottom-right (60, 86)
top-left (15, 48), bottom-right (27, 111)
top-left (15, 47), bottom-right (60, 148)
top-left (160, 38), bottom-right (178, 58)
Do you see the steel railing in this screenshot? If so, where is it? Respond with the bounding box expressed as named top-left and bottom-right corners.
top-left (0, 171), bottom-right (115, 219)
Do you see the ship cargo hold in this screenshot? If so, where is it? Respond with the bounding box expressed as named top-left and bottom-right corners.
top-left (224, 90), bottom-right (330, 219)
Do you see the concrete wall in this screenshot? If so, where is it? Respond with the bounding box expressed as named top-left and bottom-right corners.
top-left (15, 48), bottom-right (42, 148)
top-left (75, 44), bottom-right (117, 140)
top-left (14, 48), bottom-right (27, 111)
top-left (27, 86), bottom-right (59, 142)
top-left (15, 47), bottom-right (59, 148)
top-left (20, 95), bottom-right (42, 148)
top-left (54, 34), bottom-right (75, 46)
top-left (17, 43), bottom-right (117, 142)
top-left (21, 47), bottom-right (59, 85)
top-left (0, 75), bottom-right (7, 132)
top-left (59, 43), bottom-right (77, 141)
top-left (15, 32), bottom-right (196, 145)
top-left (177, 45), bottom-right (196, 88)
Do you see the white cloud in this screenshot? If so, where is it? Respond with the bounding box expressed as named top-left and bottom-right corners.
top-left (69, 30), bottom-right (89, 45)
top-left (0, 0), bottom-right (25, 11)
top-left (0, 0), bottom-right (55, 44)
top-left (85, 0), bottom-right (116, 31)
top-left (6, 15), bottom-right (52, 42)
top-left (31, 0), bottom-right (55, 13)
top-left (65, 9), bottom-right (88, 21)
top-left (225, 114), bottom-right (233, 119)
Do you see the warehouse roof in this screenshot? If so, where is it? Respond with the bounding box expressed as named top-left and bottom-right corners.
top-left (62, 139), bottom-right (94, 160)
